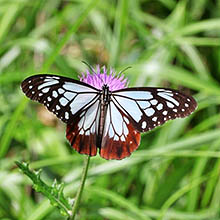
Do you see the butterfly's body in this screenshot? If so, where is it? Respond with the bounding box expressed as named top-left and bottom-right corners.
top-left (21, 73), bottom-right (197, 160)
top-left (98, 84), bottom-right (111, 148)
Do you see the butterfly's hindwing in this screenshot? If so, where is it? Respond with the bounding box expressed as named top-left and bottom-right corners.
top-left (66, 98), bottom-right (100, 156)
top-left (100, 101), bottom-right (141, 160)
top-left (112, 88), bottom-right (197, 132)
top-left (21, 74), bottom-right (100, 123)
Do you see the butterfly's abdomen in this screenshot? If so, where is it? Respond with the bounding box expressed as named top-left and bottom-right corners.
top-left (97, 85), bottom-right (111, 148)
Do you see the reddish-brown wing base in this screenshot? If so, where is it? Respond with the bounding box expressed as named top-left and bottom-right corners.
top-left (66, 123), bottom-right (97, 157)
top-left (100, 123), bottom-right (141, 160)
top-left (66, 122), bottom-right (141, 160)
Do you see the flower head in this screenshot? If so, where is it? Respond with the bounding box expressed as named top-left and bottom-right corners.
top-left (79, 65), bottom-right (128, 91)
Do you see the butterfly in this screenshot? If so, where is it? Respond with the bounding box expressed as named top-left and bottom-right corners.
top-left (21, 73), bottom-right (197, 160)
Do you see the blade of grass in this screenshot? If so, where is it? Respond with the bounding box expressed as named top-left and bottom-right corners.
top-left (0, 98), bottom-right (28, 158)
top-left (187, 147), bottom-right (209, 211)
top-left (143, 207), bottom-right (217, 220)
top-left (42, 0), bottom-right (100, 71)
top-left (201, 139), bottom-right (220, 208)
top-left (158, 172), bottom-right (217, 220)
top-left (87, 186), bottom-right (152, 220)
top-left (159, 65), bottom-right (220, 95)
top-left (177, 18), bottom-right (220, 36)
top-left (109, 0), bottom-right (128, 67)
top-left (178, 37), bottom-right (220, 46)
top-left (0, 2), bottom-right (24, 45)
top-left (135, 128), bottom-right (220, 157)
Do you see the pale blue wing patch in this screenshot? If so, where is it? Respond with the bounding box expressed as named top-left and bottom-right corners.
top-left (112, 88), bottom-right (197, 132)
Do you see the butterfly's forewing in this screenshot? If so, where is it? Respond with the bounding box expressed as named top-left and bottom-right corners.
top-left (100, 101), bottom-right (141, 160)
top-left (66, 97), bottom-right (100, 156)
top-left (21, 74), bottom-right (100, 123)
top-left (112, 87), bottom-right (197, 132)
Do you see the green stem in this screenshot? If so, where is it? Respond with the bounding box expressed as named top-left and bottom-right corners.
top-left (70, 155), bottom-right (90, 220)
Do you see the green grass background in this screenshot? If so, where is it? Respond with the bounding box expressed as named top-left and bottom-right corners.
top-left (0, 0), bottom-right (220, 219)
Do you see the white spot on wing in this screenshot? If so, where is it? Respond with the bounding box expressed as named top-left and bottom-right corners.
top-left (53, 76), bottom-right (60, 79)
top-left (58, 88), bottom-right (65, 94)
top-left (65, 112), bottom-right (69, 119)
top-left (114, 135), bottom-right (119, 141)
top-left (142, 121), bottom-right (147, 129)
top-left (44, 78), bottom-right (53, 82)
top-left (150, 99), bottom-right (158, 105)
top-left (156, 103), bottom-right (163, 110)
top-left (59, 97), bottom-right (68, 106)
top-left (121, 136), bottom-right (125, 142)
top-left (52, 91), bottom-right (58, 98)
top-left (152, 117), bottom-right (157, 122)
top-left (145, 108), bottom-right (155, 117)
top-left (38, 80), bottom-right (59, 90)
top-left (42, 88), bottom-right (49, 93)
top-left (163, 110), bottom-right (168, 115)
top-left (158, 92), bottom-right (179, 106)
top-left (167, 102), bottom-right (174, 108)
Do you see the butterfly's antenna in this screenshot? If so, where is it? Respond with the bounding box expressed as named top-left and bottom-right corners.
top-left (118, 66), bottom-right (132, 75)
top-left (82, 61), bottom-right (95, 73)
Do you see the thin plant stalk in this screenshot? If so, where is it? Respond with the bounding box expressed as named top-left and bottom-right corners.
top-left (69, 155), bottom-right (90, 220)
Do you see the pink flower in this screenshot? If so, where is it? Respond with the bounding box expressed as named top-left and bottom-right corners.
top-left (79, 65), bottom-right (128, 91)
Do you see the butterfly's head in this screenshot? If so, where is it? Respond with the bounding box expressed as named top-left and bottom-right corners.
top-left (102, 84), bottom-right (109, 90)
top-left (79, 65), bottom-right (128, 91)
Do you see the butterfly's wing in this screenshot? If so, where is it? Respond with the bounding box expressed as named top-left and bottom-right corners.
top-left (21, 74), bottom-right (100, 123)
top-left (112, 87), bottom-right (197, 132)
top-left (99, 87), bottom-right (197, 160)
top-left (21, 74), bottom-right (100, 156)
top-left (66, 97), bottom-right (100, 156)
top-left (100, 101), bottom-right (141, 160)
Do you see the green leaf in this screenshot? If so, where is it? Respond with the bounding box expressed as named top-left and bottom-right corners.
top-left (15, 161), bottom-right (72, 217)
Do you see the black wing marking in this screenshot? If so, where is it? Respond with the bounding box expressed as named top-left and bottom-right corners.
top-left (112, 87), bottom-right (197, 132)
top-left (21, 74), bottom-right (100, 123)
